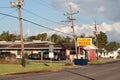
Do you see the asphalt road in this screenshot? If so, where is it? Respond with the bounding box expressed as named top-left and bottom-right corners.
top-left (0, 61), bottom-right (120, 80)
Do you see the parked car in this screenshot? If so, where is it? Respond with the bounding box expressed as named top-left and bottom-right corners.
top-left (43, 52), bottom-right (49, 60)
top-left (28, 53), bottom-right (41, 60)
top-left (0, 52), bottom-right (16, 58)
top-left (42, 51), bottom-right (66, 60)
top-left (57, 52), bottom-right (66, 60)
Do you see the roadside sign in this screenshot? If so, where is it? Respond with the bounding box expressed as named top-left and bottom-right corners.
top-left (49, 52), bottom-right (54, 58)
top-left (77, 38), bottom-right (92, 46)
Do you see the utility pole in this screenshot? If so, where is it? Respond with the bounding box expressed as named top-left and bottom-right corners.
top-left (93, 19), bottom-right (99, 60)
top-left (64, 3), bottom-right (79, 58)
top-left (11, 0), bottom-right (25, 67)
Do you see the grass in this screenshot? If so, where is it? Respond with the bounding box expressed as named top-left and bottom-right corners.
top-left (89, 58), bottom-right (120, 65)
top-left (0, 62), bottom-right (66, 75)
top-left (1, 58), bottom-right (119, 75)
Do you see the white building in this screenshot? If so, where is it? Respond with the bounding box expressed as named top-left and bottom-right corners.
top-left (98, 48), bottom-right (119, 59)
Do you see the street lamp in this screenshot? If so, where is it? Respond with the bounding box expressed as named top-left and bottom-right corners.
top-left (10, 0), bottom-right (25, 67)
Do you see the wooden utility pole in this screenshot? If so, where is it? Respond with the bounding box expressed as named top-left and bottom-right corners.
top-left (11, 0), bottom-right (25, 67)
top-left (93, 19), bottom-right (99, 60)
top-left (64, 3), bottom-right (79, 58)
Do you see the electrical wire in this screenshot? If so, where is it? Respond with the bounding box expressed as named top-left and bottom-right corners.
top-left (35, 0), bottom-right (53, 9)
top-left (28, 0), bottom-right (71, 27)
top-left (22, 8), bottom-right (70, 27)
top-left (0, 9), bottom-right (17, 21)
top-left (0, 12), bottom-right (73, 37)
top-left (0, 7), bottom-right (11, 8)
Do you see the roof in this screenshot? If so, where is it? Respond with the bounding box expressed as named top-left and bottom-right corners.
top-left (0, 41), bottom-right (61, 50)
top-left (0, 41), bottom-right (76, 50)
top-left (83, 45), bottom-right (98, 50)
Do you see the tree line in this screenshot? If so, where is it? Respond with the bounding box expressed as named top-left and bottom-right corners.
top-left (0, 31), bottom-right (120, 52)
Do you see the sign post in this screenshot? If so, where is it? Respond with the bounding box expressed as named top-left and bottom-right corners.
top-left (49, 52), bottom-right (54, 65)
top-left (40, 50), bottom-right (43, 61)
top-left (49, 45), bottom-right (54, 65)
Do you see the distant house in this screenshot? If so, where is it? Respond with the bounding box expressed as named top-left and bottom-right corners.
top-left (98, 48), bottom-right (119, 59)
top-left (117, 48), bottom-right (120, 53)
top-left (98, 48), bottom-right (108, 58)
top-left (109, 51), bottom-right (119, 59)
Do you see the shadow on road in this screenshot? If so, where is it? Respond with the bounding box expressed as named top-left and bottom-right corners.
top-left (65, 69), bottom-right (95, 80)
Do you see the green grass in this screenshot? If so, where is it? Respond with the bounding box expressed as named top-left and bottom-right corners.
top-left (89, 58), bottom-right (120, 65)
top-left (0, 62), bottom-right (66, 75)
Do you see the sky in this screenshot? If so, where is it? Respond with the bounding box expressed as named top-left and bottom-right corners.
top-left (0, 0), bottom-right (120, 43)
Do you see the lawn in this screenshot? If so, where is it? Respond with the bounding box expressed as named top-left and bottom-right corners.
top-left (1, 58), bottom-right (119, 75)
top-left (89, 58), bottom-right (120, 65)
top-left (0, 62), bottom-right (66, 75)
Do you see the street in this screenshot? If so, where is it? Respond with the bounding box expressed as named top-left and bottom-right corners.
top-left (0, 61), bottom-right (120, 80)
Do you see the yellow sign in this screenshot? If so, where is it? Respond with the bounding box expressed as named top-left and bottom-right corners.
top-left (77, 38), bottom-right (92, 46)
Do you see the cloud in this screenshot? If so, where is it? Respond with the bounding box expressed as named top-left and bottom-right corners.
top-left (106, 22), bottom-right (120, 42)
top-left (50, 22), bottom-right (120, 42)
top-left (50, 26), bottom-right (73, 36)
top-left (49, 0), bottom-right (120, 22)
top-left (97, 6), bottom-right (105, 12)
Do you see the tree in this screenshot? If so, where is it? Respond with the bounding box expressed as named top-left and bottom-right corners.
top-left (63, 36), bottom-right (72, 43)
top-left (34, 33), bottom-right (47, 41)
top-left (51, 34), bottom-right (62, 44)
top-left (97, 31), bottom-right (108, 48)
top-left (9, 34), bottom-right (17, 41)
top-left (36, 34), bottom-right (41, 40)
top-left (27, 35), bottom-right (36, 41)
top-left (0, 31), bottom-right (10, 41)
top-left (106, 41), bottom-right (120, 52)
top-left (0, 31), bottom-right (21, 41)
top-left (41, 33), bottom-right (47, 41)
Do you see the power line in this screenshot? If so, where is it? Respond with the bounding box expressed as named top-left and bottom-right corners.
top-left (35, 0), bottom-right (52, 9)
top-left (28, 0), bottom-right (70, 27)
top-left (0, 7), bottom-right (11, 8)
top-left (22, 8), bottom-right (68, 26)
top-left (22, 8), bottom-right (70, 27)
top-left (0, 9), bottom-right (18, 31)
top-left (0, 9), bottom-right (17, 21)
top-left (0, 12), bottom-right (73, 37)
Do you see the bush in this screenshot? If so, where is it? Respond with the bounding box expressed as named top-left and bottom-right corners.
top-left (24, 52), bottom-right (28, 59)
top-left (0, 56), bottom-right (19, 64)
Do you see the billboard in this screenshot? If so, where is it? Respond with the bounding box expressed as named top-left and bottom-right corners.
top-left (77, 38), bottom-right (92, 46)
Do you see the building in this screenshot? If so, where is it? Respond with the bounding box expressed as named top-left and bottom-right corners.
top-left (0, 40), bottom-right (62, 58)
top-left (81, 45), bottom-right (98, 60)
top-left (0, 40), bottom-right (99, 60)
